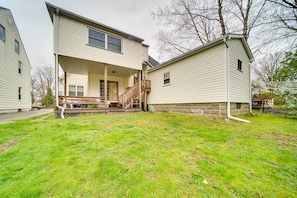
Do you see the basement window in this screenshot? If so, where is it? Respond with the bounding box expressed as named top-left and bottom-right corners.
top-left (236, 103), bottom-right (241, 109)
top-left (237, 59), bottom-right (242, 71)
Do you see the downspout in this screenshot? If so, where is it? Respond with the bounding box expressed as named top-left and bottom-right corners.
top-left (224, 37), bottom-right (250, 123)
top-left (54, 8), bottom-right (64, 118)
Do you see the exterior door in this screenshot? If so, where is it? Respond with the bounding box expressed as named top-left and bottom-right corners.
top-left (100, 80), bottom-right (118, 100)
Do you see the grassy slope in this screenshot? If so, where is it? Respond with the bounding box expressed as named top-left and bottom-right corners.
top-left (0, 113), bottom-right (296, 197)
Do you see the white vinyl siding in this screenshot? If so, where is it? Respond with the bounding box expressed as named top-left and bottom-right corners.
top-left (148, 44), bottom-right (226, 104)
top-left (55, 15), bottom-right (142, 70)
top-left (0, 9), bottom-right (31, 112)
top-left (228, 39), bottom-right (250, 103)
top-left (64, 74), bottom-right (88, 96)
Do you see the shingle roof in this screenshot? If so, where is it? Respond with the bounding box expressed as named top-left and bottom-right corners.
top-left (45, 2), bottom-right (144, 43)
top-left (148, 34), bottom-right (253, 72)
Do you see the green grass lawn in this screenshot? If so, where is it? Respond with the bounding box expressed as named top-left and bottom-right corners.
top-left (0, 112), bottom-right (296, 197)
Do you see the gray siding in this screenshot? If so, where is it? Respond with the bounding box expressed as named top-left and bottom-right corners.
top-left (0, 9), bottom-right (31, 112)
top-left (147, 44), bottom-right (226, 104)
top-left (228, 39), bottom-right (251, 103)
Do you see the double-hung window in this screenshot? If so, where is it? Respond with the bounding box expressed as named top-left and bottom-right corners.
top-left (88, 28), bottom-right (122, 53)
top-left (18, 61), bottom-right (22, 74)
top-left (237, 59), bottom-right (242, 71)
top-left (15, 40), bottom-right (19, 54)
top-left (0, 24), bottom-right (5, 42)
top-left (18, 87), bottom-right (22, 100)
top-left (69, 85), bottom-right (84, 96)
top-left (164, 72), bottom-right (170, 85)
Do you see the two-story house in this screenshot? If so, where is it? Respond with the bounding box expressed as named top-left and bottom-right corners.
top-left (0, 6), bottom-right (31, 113)
top-left (46, 2), bottom-right (253, 121)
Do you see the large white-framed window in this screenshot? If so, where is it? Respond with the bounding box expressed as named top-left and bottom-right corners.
top-left (69, 85), bottom-right (84, 96)
top-left (163, 72), bottom-right (170, 85)
top-left (15, 40), bottom-right (19, 54)
top-left (88, 28), bottom-right (122, 53)
top-left (18, 61), bottom-right (22, 74)
top-left (0, 24), bottom-right (5, 42)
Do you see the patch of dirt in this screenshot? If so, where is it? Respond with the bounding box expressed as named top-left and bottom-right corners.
top-left (0, 139), bottom-right (19, 153)
top-left (268, 133), bottom-right (297, 150)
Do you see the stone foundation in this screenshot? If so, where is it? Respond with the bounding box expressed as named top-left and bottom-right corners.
top-left (148, 102), bottom-right (250, 119)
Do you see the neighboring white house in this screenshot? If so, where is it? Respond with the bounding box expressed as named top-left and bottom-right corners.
top-left (46, 2), bottom-right (253, 119)
top-left (0, 6), bottom-right (31, 113)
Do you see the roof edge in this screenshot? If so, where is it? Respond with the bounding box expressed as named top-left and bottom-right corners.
top-left (148, 34), bottom-right (253, 72)
top-left (45, 2), bottom-right (144, 43)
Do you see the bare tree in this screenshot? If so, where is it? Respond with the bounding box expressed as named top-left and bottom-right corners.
top-left (252, 52), bottom-right (283, 89)
top-left (31, 65), bottom-right (54, 103)
top-left (152, 0), bottom-right (289, 61)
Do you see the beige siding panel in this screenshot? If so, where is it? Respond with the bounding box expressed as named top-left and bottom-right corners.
top-left (57, 15), bottom-right (142, 70)
top-left (65, 74), bottom-right (88, 96)
top-left (88, 74), bottom-right (128, 97)
top-left (142, 45), bottom-right (148, 62)
top-left (148, 44), bottom-right (226, 104)
top-left (228, 39), bottom-right (250, 103)
top-left (0, 9), bottom-right (31, 111)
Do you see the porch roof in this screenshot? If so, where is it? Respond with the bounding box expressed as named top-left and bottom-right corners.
top-left (59, 55), bottom-right (139, 77)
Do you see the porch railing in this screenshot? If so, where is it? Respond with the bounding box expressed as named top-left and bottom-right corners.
top-left (58, 96), bottom-right (104, 109)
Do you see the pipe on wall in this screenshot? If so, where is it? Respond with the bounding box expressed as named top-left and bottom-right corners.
top-left (54, 8), bottom-right (64, 118)
top-left (224, 37), bottom-right (250, 123)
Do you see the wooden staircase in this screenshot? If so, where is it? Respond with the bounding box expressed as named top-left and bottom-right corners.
top-left (118, 80), bottom-right (151, 110)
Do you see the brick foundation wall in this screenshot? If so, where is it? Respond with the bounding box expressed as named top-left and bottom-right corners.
top-left (148, 102), bottom-right (250, 119)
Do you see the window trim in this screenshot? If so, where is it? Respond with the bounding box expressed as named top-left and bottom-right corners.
top-left (15, 40), bottom-right (20, 54)
top-left (237, 59), bottom-right (242, 72)
top-left (18, 61), bottom-right (22, 74)
top-left (18, 87), bottom-right (22, 100)
top-left (0, 24), bottom-right (5, 42)
top-left (163, 72), bottom-right (170, 86)
top-left (68, 85), bottom-right (84, 96)
top-left (87, 27), bottom-right (122, 53)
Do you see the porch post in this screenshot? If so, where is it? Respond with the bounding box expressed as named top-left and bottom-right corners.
top-left (144, 91), bottom-right (147, 111)
top-left (104, 64), bottom-right (108, 108)
top-left (138, 70), bottom-right (142, 109)
top-left (64, 72), bottom-right (67, 96)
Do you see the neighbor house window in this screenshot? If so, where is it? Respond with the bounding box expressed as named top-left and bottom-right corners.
top-left (88, 28), bottom-right (122, 53)
top-left (18, 87), bottom-right (22, 100)
top-left (15, 40), bottom-right (19, 54)
top-left (69, 85), bottom-right (76, 96)
top-left (237, 59), bottom-right (242, 71)
top-left (69, 85), bottom-right (84, 96)
top-left (164, 72), bottom-right (170, 85)
top-left (18, 61), bottom-right (22, 74)
top-left (0, 24), bottom-right (5, 41)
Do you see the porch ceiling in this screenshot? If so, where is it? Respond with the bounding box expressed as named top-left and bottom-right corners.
top-left (58, 55), bottom-right (138, 77)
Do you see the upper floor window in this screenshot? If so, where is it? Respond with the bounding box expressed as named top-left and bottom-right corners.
top-left (15, 40), bottom-right (19, 54)
top-left (88, 28), bottom-right (122, 53)
top-left (0, 24), bottom-right (5, 42)
top-left (164, 72), bottom-right (170, 85)
top-left (237, 59), bottom-right (242, 71)
top-left (18, 61), bottom-right (22, 74)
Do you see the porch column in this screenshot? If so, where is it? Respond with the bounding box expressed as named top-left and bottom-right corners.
top-left (138, 70), bottom-right (142, 109)
top-left (64, 72), bottom-right (67, 96)
top-left (104, 64), bottom-right (108, 108)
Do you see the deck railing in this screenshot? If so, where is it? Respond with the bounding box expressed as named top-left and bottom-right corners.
top-left (58, 96), bottom-right (104, 109)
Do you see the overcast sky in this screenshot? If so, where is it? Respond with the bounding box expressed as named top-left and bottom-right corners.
top-left (1, 0), bottom-right (167, 70)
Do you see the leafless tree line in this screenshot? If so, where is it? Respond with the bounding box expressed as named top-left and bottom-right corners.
top-left (152, 0), bottom-right (297, 61)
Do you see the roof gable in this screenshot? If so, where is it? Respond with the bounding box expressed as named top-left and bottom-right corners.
top-left (45, 2), bottom-right (144, 43)
top-left (149, 34), bottom-right (253, 72)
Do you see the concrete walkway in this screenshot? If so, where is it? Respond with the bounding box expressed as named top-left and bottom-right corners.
top-left (0, 109), bottom-right (54, 124)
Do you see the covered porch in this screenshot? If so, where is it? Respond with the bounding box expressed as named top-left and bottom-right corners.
top-left (54, 55), bottom-right (151, 117)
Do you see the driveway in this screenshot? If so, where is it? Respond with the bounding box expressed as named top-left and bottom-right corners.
top-left (0, 109), bottom-right (54, 124)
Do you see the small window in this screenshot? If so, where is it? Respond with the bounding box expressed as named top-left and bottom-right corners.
top-left (107, 35), bottom-right (121, 52)
top-left (77, 86), bottom-right (84, 96)
top-left (237, 59), bottom-right (242, 71)
top-left (236, 103), bottom-right (241, 109)
top-left (69, 85), bottom-right (76, 96)
top-left (88, 28), bottom-right (105, 49)
top-left (18, 87), bottom-right (22, 100)
top-left (0, 24), bottom-right (5, 42)
top-left (18, 61), bottom-right (22, 74)
top-left (164, 72), bottom-right (170, 85)
top-left (15, 40), bottom-right (19, 54)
